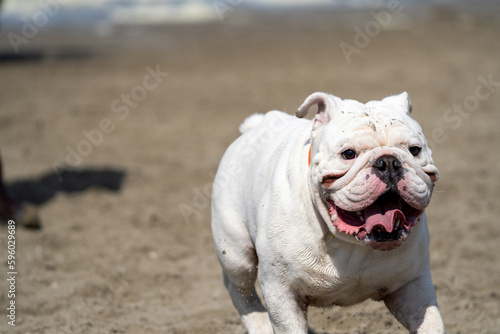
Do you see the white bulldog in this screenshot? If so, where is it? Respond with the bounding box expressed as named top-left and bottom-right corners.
top-left (211, 92), bottom-right (445, 333)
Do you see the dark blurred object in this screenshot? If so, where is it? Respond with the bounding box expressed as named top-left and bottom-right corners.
top-left (0, 155), bottom-right (41, 229)
top-left (1, 155), bottom-right (126, 229)
top-left (0, 48), bottom-right (92, 63)
top-left (8, 167), bottom-right (126, 206)
top-left (0, 49), bottom-right (45, 62)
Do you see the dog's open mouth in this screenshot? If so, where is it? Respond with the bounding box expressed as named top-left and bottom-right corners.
top-left (328, 192), bottom-right (423, 250)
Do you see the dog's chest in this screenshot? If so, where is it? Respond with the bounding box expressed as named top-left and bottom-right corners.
top-left (304, 273), bottom-right (394, 307)
top-left (296, 251), bottom-right (409, 307)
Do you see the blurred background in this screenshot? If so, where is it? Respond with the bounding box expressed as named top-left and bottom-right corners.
top-left (0, 0), bottom-right (499, 333)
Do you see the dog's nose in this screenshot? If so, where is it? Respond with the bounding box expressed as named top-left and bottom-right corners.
top-left (373, 155), bottom-right (403, 185)
top-left (374, 155), bottom-right (402, 173)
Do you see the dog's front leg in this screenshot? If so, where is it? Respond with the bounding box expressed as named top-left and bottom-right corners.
top-left (384, 274), bottom-right (445, 334)
top-left (260, 278), bottom-right (309, 334)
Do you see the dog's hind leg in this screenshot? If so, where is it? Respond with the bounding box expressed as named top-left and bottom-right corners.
top-left (213, 218), bottom-right (272, 334)
top-left (222, 269), bottom-right (273, 334)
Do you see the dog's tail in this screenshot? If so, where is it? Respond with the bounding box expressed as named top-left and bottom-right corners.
top-left (239, 113), bottom-right (265, 134)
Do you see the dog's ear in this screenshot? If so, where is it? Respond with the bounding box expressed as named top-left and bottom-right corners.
top-left (296, 92), bottom-right (338, 129)
top-left (382, 91), bottom-right (413, 115)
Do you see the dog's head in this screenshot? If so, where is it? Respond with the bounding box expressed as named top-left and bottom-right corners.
top-left (297, 92), bottom-right (439, 251)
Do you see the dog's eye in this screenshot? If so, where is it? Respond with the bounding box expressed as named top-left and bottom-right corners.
top-left (341, 149), bottom-right (356, 160)
top-left (409, 146), bottom-right (421, 156)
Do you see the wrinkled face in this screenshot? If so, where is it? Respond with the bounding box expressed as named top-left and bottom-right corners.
top-left (297, 92), bottom-right (439, 251)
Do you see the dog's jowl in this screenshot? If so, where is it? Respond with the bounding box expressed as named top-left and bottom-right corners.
top-left (212, 92), bottom-right (445, 333)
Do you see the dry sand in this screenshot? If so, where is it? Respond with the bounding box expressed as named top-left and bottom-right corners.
top-left (0, 6), bottom-right (499, 334)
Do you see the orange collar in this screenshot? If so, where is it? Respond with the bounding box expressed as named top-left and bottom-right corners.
top-left (308, 144), bottom-right (312, 166)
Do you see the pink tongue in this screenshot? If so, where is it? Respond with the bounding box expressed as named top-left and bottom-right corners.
top-left (363, 201), bottom-right (406, 234)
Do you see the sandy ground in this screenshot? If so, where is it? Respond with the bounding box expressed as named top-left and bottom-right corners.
top-left (0, 7), bottom-right (499, 334)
